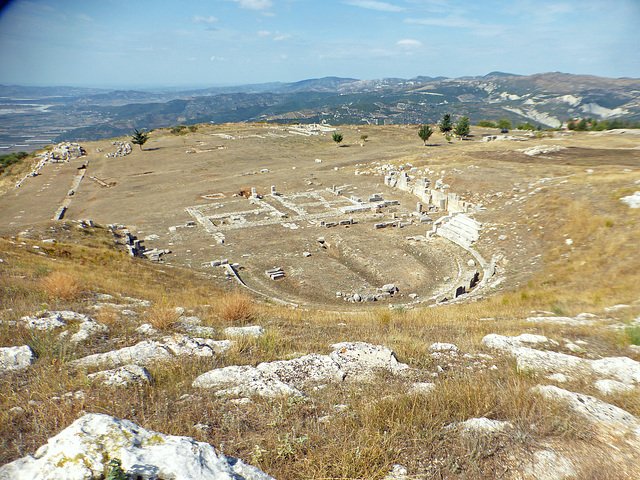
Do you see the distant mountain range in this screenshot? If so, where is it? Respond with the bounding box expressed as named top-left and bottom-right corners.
top-left (1, 72), bottom-right (639, 145)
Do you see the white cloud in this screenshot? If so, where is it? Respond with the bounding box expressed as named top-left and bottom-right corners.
top-left (193, 15), bottom-right (218, 23)
top-left (405, 16), bottom-right (476, 29)
top-left (345, 0), bottom-right (405, 12)
top-left (274, 33), bottom-right (293, 41)
top-left (396, 39), bottom-right (422, 48)
top-left (210, 56), bottom-right (227, 61)
top-left (258, 30), bottom-right (293, 41)
top-left (232, 0), bottom-right (273, 10)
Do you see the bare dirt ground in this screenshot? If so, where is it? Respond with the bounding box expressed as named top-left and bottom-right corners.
top-left (2, 124), bottom-right (639, 308)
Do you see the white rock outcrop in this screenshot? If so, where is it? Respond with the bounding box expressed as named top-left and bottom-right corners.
top-left (0, 413), bottom-right (275, 480)
top-left (223, 325), bottom-right (265, 338)
top-left (20, 310), bottom-right (108, 342)
top-left (482, 333), bottom-right (640, 387)
top-left (194, 342), bottom-right (411, 397)
top-left (621, 191), bottom-right (640, 208)
top-left (87, 364), bottom-right (153, 387)
top-left (0, 345), bottom-right (35, 372)
top-left (70, 334), bottom-right (232, 369)
top-left (533, 385), bottom-right (639, 433)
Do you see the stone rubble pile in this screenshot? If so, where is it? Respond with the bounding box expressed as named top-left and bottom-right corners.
top-left (337, 283), bottom-right (400, 303)
top-left (105, 141), bottom-right (132, 158)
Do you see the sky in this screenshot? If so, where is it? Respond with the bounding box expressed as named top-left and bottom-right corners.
top-left (0, 0), bottom-right (638, 88)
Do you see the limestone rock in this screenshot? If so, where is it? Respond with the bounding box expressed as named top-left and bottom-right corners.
top-left (88, 364), bottom-right (153, 387)
top-left (70, 335), bottom-right (231, 369)
top-left (523, 449), bottom-right (576, 480)
top-left (483, 334), bottom-right (640, 387)
top-left (0, 345), bottom-right (34, 372)
top-left (70, 319), bottom-right (109, 343)
top-left (223, 325), bottom-right (265, 338)
top-left (594, 379), bottom-right (634, 396)
top-left (481, 333), bottom-right (557, 350)
top-left (456, 417), bottom-right (513, 437)
top-left (329, 341), bottom-right (411, 380)
top-left (194, 342), bottom-right (411, 397)
top-left (533, 385), bottom-right (639, 432)
top-left (621, 191), bottom-right (640, 208)
top-left (0, 413), bottom-right (275, 480)
top-left (526, 315), bottom-right (597, 326)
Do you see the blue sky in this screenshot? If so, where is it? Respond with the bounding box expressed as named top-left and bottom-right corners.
top-left (0, 0), bottom-right (638, 88)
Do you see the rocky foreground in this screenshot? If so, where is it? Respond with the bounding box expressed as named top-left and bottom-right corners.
top-left (2, 294), bottom-right (640, 478)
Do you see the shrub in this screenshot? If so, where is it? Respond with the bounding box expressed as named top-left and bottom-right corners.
top-left (147, 301), bottom-right (181, 330)
top-left (218, 291), bottom-right (255, 324)
top-left (41, 271), bottom-right (82, 300)
top-left (0, 151), bottom-right (29, 175)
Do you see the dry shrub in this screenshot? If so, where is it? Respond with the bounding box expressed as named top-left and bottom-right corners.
top-left (147, 302), bottom-right (181, 330)
top-left (218, 291), bottom-right (255, 324)
top-left (93, 306), bottom-right (123, 329)
top-left (40, 271), bottom-right (82, 300)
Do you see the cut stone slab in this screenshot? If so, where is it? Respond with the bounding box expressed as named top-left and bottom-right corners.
top-left (70, 334), bottom-right (232, 369)
top-left (194, 342), bottom-right (411, 397)
top-left (87, 364), bottom-right (153, 387)
top-left (223, 325), bottom-right (265, 338)
top-left (533, 385), bottom-right (639, 433)
top-left (0, 413), bottom-right (275, 480)
top-left (0, 345), bottom-right (35, 373)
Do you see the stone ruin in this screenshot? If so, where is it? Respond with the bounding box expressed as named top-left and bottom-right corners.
top-left (105, 141), bottom-right (132, 158)
top-left (385, 171), bottom-right (474, 215)
top-left (15, 142), bottom-right (86, 188)
top-left (116, 227), bottom-right (171, 262)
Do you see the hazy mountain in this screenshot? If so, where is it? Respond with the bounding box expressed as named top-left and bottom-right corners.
top-left (2, 72), bottom-right (639, 147)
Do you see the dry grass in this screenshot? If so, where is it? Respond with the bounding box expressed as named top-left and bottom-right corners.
top-left (2, 140), bottom-right (640, 478)
top-left (147, 301), bottom-right (181, 331)
top-left (217, 290), bottom-right (256, 324)
top-left (40, 271), bottom-right (82, 301)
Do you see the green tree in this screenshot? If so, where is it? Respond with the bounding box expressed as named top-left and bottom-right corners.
top-left (332, 131), bottom-right (344, 146)
top-left (439, 114), bottom-right (452, 133)
top-left (567, 120), bottom-right (576, 130)
top-left (497, 119), bottom-right (512, 130)
top-left (576, 118), bottom-right (588, 131)
top-left (453, 116), bottom-right (470, 139)
top-left (477, 120), bottom-right (497, 128)
top-left (418, 124), bottom-right (433, 145)
top-left (131, 129), bottom-right (149, 150)
top-left (360, 134), bottom-right (368, 143)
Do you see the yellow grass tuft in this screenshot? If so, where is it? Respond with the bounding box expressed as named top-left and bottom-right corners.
top-left (217, 290), bottom-right (255, 324)
top-left (40, 271), bottom-right (82, 300)
top-left (147, 301), bottom-right (181, 330)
